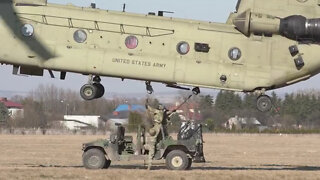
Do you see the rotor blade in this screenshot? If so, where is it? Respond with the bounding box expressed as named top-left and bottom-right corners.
top-left (0, 1), bottom-right (54, 60)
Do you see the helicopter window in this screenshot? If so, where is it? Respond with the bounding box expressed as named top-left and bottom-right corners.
top-left (21, 24), bottom-right (34, 37)
top-left (228, 47), bottom-right (242, 61)
top-left (220, 75), bottom-right (227, 83)
top-left (73, 30), bottom-right (87, 43)
top-left (177, 42), bottom-right (190, 55)
top-left (125, 36), bottom-right (138, 49)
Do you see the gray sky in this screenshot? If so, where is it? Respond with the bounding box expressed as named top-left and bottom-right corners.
top-left (0, 0), bottom-right (319, 95)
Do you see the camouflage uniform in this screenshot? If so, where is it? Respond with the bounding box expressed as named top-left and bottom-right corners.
top-left (146, 104), bottom-right (164, 170)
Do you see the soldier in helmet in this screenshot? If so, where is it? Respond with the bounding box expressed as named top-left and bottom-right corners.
top-left (145, 100), bottom-right (175, 170)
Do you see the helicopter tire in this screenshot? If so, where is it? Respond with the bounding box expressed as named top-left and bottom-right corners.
top-left (93, 83), bottom-right (105, 98)
top-left (256, 95), bottom-right (272, 112)
top-left (80, 84), bottom-right (98, 101)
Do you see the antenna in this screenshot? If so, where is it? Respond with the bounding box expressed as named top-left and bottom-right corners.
top-left (122, 4), bottom-right (126, 12)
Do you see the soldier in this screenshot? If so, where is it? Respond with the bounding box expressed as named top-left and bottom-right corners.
top-left (145, 100), bottom-right (175, 170)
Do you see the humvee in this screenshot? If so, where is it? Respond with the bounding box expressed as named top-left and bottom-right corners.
top-left (82, 123), bottom-right (205, 170)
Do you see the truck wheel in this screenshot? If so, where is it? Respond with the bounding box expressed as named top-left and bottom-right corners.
top-left (83, 149), bottom-right (106, 169)
top-left (104, 160), bottom-right (111, 169)
top-left (187, 158), bottom-right (192, 169)
top-left (166, 150), bottom-right (190, 170)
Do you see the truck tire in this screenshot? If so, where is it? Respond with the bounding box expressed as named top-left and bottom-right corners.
top-left (187, 158), bottom-right (192, 169)
top-left (104, 160), bottom-right (111, 169)
top-left (83, 148), bottom-right (106, 169)
top-left (165, 150), bottom-right (190, 170)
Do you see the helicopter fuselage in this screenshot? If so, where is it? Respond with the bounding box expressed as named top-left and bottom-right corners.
top-left (1, 0), bottom-right (320, 94)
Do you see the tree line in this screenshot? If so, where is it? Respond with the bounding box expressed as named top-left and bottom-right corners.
top-left (197, 90), bottom-right (320, 131)
top-left (0, 84), bottom-right (320, 133)
top-left (0, 84), bottom-right (127, 129)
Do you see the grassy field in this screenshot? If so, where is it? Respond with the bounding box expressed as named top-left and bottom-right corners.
top-left (0, 134), bottom-right (320, 180)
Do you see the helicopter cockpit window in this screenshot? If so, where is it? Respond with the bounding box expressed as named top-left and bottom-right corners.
top-left (228, 47), bottom-right (242, 61)
top-left (73, 30), bottom-right (87, 43)
top-left (21, 24), bottom-right (34, 37)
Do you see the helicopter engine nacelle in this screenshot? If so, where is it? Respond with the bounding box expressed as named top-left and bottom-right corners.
top-left (280, 16), bottom-right (320, 42)
top-left (233, 9), bottom-right (320, 42)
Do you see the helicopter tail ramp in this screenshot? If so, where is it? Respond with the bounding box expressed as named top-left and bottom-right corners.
top-left (236, 0), bottom-right (320, 18)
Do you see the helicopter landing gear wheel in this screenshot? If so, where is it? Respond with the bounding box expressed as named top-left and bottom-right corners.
top-left (80, 75), bottom-right (105, 100)
top-left (80, 84), bottom-right (98, 101)
top-left (256, 95), bottom-right (272, 112)
top-left (94, 83), bottom-right (105, 98)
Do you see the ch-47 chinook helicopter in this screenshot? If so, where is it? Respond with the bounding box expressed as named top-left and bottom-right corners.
top-left (1, 0), bottom-right (320, 112)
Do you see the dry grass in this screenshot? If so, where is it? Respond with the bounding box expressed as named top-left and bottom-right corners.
top-left (0, 134), bottom-right (320, 180)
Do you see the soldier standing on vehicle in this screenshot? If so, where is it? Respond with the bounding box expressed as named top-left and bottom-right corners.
top-left (145, 100), bottom-right (175, 170)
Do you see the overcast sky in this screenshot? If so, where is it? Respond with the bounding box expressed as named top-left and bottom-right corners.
top-left (0, 0), bottom-right (319, 95)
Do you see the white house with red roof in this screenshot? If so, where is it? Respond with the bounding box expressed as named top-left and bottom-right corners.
top-left (0, 98), bottom-right (24, 119)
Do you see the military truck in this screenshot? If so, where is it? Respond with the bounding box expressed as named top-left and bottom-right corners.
top-left (82, 122), bottom-right (205, 170)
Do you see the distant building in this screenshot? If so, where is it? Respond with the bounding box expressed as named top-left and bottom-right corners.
top-left (61, 104), bottom-right (146, 131)
top-left (102, 104), bottom-right (146, 129)
top-left (224, 116), bottom-right (261, 130)
top-left (112, 104), bottom-right (145, 116)
top-left (0, 97), bottom-right (24, 119)
top-left (63, 115), bottom-right (104, 130)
